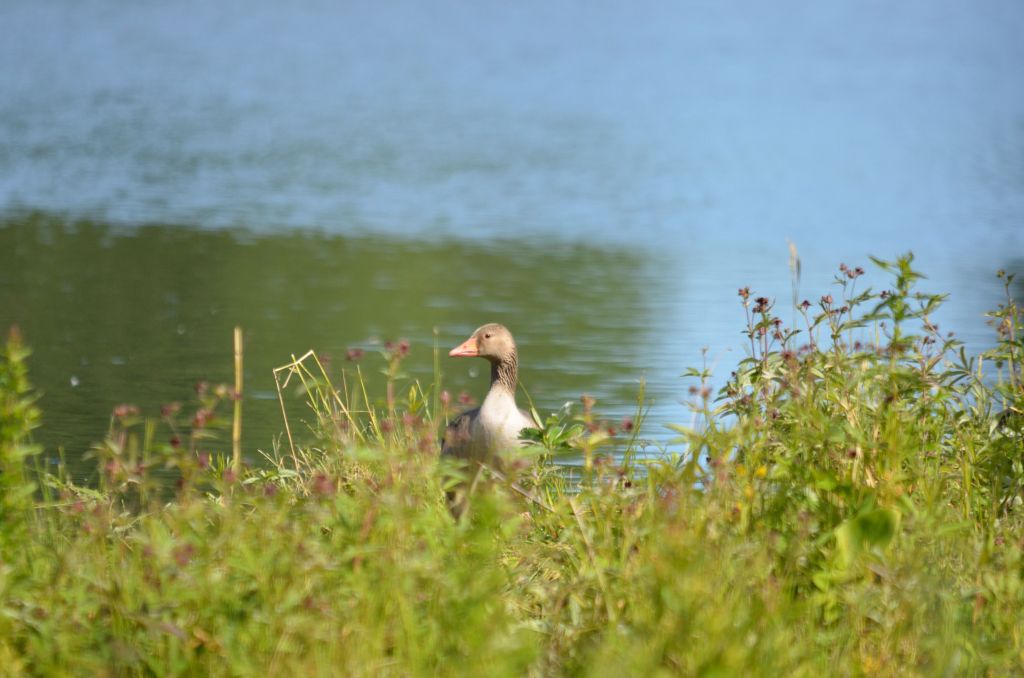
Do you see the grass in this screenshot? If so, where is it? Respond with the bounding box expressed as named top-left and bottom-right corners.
top-left (1, 254), bottom-right (1023, 676)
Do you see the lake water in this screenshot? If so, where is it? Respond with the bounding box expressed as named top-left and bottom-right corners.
top-left (1, 1), bottom-right (1023, 474)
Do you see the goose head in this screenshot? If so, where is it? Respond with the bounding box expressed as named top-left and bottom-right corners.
top-left (448, 323), bottom-right (517, 365)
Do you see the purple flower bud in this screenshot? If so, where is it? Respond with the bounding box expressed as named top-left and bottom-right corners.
top-left (113, 404), bottom-right (139, 419)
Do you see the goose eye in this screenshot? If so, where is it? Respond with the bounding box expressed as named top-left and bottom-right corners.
top-left (484, 333), bottom-right (492, 339)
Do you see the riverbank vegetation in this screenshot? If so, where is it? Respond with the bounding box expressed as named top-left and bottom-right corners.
top-left (1, 255), bottom-right (1022, 675)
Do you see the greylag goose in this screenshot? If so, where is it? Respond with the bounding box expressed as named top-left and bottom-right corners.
top-left (442, 323), bottom-right (537, 486)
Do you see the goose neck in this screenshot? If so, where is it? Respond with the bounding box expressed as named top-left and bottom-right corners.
top-left (489, 353), bottom-right (518, 395)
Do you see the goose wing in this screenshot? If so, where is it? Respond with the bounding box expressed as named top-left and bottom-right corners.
top-left (441, 407), bottom-right (480, 460)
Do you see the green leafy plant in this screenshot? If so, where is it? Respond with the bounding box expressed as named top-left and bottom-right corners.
top-left (0, 256), bottom-right (1022, 675)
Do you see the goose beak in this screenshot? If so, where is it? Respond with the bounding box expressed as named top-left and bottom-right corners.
top-left (449, 336), bottom-right (479, 357)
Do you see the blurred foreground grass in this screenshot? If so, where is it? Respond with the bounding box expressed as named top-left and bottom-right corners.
top-left (1, 255), bottom-right (1023, 676)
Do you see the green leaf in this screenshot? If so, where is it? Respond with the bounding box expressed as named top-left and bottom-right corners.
top-left (811, 469), bottom-right (838, 491)
top-left (835, 508), bottom-right (899, 568)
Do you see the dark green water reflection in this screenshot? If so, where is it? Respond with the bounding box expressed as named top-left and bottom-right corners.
top-left (1, 213), bottom-right (675, 476)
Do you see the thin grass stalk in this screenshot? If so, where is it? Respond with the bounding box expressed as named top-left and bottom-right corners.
top-left (272, 350), bottom-right (316, 470)
top-left (621, 377), bottom-right (647, 470)
top-left (306, 351), bottom-right (366, 444)
top-left (291, 356), bottom-right (331, 426)
top-left (569, 497), bottom-right (618, 624)
top-left (232, 326), bottom-right (243, 473)
top-left (355, 364), bottom-right (383, 440)
top-left (432, 327), bottom-right (441, 426)
top-left (482, 465), bottom-right (554, 513)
